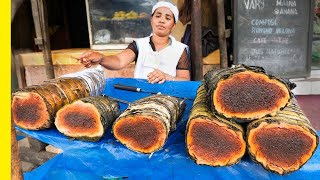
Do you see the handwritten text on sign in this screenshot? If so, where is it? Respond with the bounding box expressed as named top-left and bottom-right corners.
top-left (234, 0), bottom-right (311, 77)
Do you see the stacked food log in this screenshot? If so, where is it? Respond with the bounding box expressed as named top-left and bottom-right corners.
top-left (55, 96), bottom-right (120, 141)
top-left (247, 98), bottom-right (318, 174)
top-left (12, 67), bottom-right (105, 130)
top-left (204, 65), bottom-right (292, 122)
top-left (187, 64), bottom-right (318, 174)
top-left (113, 94), bottom-right (186, 154)
top-left (186, 85), bottom-right (246, 166)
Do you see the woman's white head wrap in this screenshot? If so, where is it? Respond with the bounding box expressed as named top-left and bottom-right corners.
top-left (152, 1), bottom-right (179, 23)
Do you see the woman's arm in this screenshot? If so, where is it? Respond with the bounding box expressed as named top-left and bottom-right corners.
top-left (174, 69), bottom-right (190, 81)
top-left (79, 49), bottom-right (136, 70)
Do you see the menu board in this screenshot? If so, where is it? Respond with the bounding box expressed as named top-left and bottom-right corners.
top-left (233, 0), bottom-right (313, 78)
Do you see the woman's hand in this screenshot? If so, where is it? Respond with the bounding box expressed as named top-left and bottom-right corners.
top-left (78, 51), bottom-right (105, 68)
top-left (147, 69), bottom-right (172, 84)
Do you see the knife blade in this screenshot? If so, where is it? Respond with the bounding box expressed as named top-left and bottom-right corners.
top-left (114, 84), bottom-right (161, 94)
top-left (113, 84), bottom-right (193, 100)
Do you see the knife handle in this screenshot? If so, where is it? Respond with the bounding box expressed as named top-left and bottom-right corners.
top-left (114, 84), bottom-right (141, 92)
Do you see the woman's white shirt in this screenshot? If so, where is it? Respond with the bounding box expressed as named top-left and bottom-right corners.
top-left (134, 35), bottom-right (187, 79)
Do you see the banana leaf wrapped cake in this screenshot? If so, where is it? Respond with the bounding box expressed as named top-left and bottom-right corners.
top-left (247, 98), bottom-right (319, 175)
top-left (186, 84), bottom-right (246, 166)
top-left (55, 96), bottom-right (120, 141)
top-left (12, 66), bottom-right (105, 130)
top-left (202, 64), bottom-right (318, 174)
top-left (204, 64), bottom-right (292, 122)
top-left (112, 94), bottom-right (186, 154)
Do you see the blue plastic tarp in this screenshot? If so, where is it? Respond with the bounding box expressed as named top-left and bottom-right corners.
top-left (17, 78), bottom-right (320, 179)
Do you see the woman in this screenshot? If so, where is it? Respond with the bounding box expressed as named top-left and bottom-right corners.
top-left (78, 1), bottom-right (190, 84)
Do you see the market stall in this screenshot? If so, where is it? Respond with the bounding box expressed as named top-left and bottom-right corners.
top-left (16, 78), bottom-right (320, 179)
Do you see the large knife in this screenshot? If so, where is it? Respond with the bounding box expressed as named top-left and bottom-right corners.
top-left (114, 84), bottom-right (161, 94)
top-left (113, 84), bottom-right (193, 100)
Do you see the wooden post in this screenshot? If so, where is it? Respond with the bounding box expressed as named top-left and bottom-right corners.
top-left (217, 0), bottom-right (228, 68)
top-left (31, 0), bottom-right (55, 80)
top-left (11, 116), bottom-right (23, 180)
top-left (11, 55), bottom-right (24, 179)
top-left (11, 2), bottom-right (24, 178)
top-left (191, 0), bottom-right (203, 80)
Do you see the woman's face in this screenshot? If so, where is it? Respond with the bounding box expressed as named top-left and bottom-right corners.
top-left (151, 7), bottom-right (175, 37)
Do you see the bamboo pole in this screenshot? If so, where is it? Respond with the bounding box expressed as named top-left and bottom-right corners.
top-left (191, 0), bottom-right (203, 80)
top-left (217, 0), bottom-right (228, 68)
top-left (30, 0), bottom-right (55, 80)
